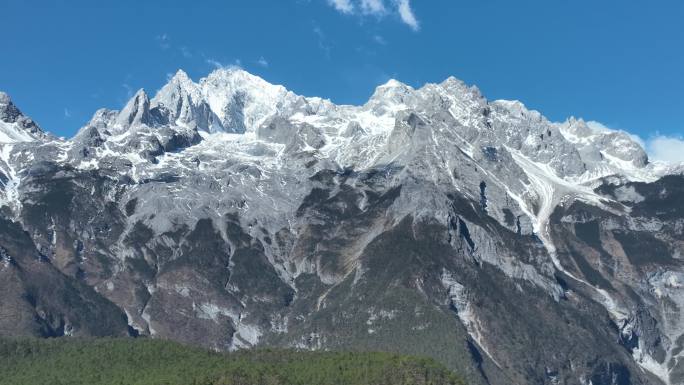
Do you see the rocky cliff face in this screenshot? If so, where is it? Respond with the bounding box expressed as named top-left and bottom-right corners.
top-left (0, 68), bottom-right (682, 385)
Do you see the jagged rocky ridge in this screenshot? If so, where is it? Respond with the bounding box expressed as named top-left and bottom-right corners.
top-left (0, 68), bottom-right (683, 385)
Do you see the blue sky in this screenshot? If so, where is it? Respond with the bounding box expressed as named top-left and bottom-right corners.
top-left (2, 0), bottom-right (683, 159)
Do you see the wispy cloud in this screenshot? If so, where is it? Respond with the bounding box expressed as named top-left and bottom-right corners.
top-left (206, 58), bottom-right (224, 69)
top-left (156, 33), bottom-right (171, 50)
top-left (313, 24), bottom-right (332, 59)
top-left (257, 56), bottom-right (269, 68)
top-left (180, 46), bottom-right (192, 58)
top-left (205, 57), bottom-right (243, 70)
top-left (63, 108), bottom-right (71, 118)
top-left (156, 34), bottom-right (194, 59)
top-left (327, 0), bottom-right (354, 14)
top-left (122, 82), bottom-right (133, 99)
top-left (360, 0), bottom-right (386, 15)
top-left (395, 0), bottom-right (419, 31)
top-left (117, 74), bottom-right (135, 106)
top-left (373, 34), bottom-right (387, 45)
top-left (204, 58), bottom-right (224, 69)
top-left (324, 0), bottom-right (419, 31)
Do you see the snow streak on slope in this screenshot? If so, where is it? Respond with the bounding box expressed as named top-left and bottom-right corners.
top-left (0, 144), bottom-right (20, 211)
top-left (508, 148), bottom-right (674, 384)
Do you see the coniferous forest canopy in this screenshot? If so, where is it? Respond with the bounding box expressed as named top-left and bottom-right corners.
top-left (0, 337), bottom-right (465, 385)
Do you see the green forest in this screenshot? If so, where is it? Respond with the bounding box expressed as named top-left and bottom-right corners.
top-left (0, 337), bottom-right (466, 385)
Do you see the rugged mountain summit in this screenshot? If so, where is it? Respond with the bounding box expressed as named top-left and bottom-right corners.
top-left (152, 70), bottom-right (224, 132)
top-left (0, 68), bottom-right (682, 385)
top-left (0, 92), bottom-right (48, 143)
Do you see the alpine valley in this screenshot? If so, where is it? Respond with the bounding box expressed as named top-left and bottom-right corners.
top-left (1, 68), bottom-right (683, 385)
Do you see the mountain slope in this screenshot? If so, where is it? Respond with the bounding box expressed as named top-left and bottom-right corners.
top-left (0, 69), bottom-right (682, 385)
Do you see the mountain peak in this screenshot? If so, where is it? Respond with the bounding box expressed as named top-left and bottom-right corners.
top-left (152, 70), bottom-right (224, 133)
top-left (204, 66), bottom-right (251, 84)
top-left (0, 91), bottom-right (47, 143)
top-left (378, 78), bottom-right (408, 89)
top-left (155, 71), bottom-right (200, 102)
top-left (200, 68), bottom-right (294, 133)
top-left (114, 89), bottom-right (151, 130)
top-left (164, 70), bottom-right (197, 92)
top-left (171, 69), bottom-right (191, 82)
top-left (440, 76), bottom-right (465, 87)
top-left (365, 79), bottom-right (415, 115)
top-left (0, 91), bottom-right (11, 105)
top-left (208, 65), bottom-right (248, 77)
top-left (202, 67), bottom-right (281, 93)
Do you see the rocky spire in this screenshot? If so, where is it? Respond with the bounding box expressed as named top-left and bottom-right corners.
top-left (152, 70), bottom-right (224, 132)
top-left (115, 89), bottom-right (152, 130)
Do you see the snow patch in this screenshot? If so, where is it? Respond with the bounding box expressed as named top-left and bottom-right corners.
top-left (441, 269), bottom-right (502, 368)
top-left (0, 121), bottom-right (36, 143)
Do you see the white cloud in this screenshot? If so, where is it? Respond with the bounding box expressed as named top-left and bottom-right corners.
top-left (361, 0), bottom-right (386, 15)
top-left (328, 0), bottom-right (354, 14)
top-left (645, 135), bottom-right (684, 163)
top-left (373, 34), bottom-right (387, 45)
top-left (395, 0), bottom-right (419, 31)
top-left (257, 56), bottom-right (269, 68)
top-left (63, 108), bottom-right (71, 118)
top-left (324, 0), bottom-right (419, 31)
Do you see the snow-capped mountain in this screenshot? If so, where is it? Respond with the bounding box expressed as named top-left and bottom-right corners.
top-left (0, 68), bottom-right (683, 385)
